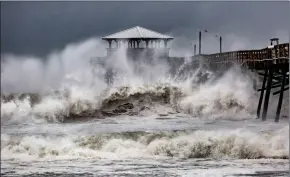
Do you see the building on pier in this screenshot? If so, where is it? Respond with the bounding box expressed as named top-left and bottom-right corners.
top-left (101, 26), bottom-right (174, 59)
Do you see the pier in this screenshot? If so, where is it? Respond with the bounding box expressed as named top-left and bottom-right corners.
top-left (199, 39), bottom-right (289, 122)
top-left (91, 26), bottom-right (289, 122)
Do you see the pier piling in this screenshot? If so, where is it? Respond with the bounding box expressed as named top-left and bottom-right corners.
top-left (274, 67), bottom-right (289, 122)
top-left (261, 65), bottom-right (274, 121)
top-left (257, 69), bottom-right (268, 118)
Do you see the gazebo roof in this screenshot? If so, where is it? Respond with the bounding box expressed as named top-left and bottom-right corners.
top-left (102, 26), bottom-right (173, 40)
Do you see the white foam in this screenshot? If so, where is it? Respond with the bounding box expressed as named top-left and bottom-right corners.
top-left (1, 126), bottom-right (288, 161)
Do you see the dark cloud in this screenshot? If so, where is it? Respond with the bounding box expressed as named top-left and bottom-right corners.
top-left (1, 1), bottom-right (289, 56)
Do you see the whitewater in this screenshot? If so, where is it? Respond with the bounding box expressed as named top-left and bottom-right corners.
top-left (1, 38), bottom-right (289, 177)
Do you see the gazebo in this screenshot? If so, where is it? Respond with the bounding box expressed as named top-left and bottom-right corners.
top-left (102, 26), bottom-right (174, 58)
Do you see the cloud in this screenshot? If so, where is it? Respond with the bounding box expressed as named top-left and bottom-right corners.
top-left (1, 1), bottom-right (289, 56)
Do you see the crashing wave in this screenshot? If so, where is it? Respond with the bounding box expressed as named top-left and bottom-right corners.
top-left (1, 127), bottom-right (288, 160)
top-left (1, 84), bottom-right (183, 123)
top-left (1, 79), bottom-right (256, 123)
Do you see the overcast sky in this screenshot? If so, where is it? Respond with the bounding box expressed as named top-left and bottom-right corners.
top-left (1, 1), bottom-right (289, 57)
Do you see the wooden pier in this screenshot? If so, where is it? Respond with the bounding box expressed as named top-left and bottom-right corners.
top-left (198, 40), bottom-right (289, 122)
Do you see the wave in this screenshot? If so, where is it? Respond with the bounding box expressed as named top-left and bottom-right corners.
top-left (1, 73), bottom-right (258, 124)
top-left (1, 84), bottom-right (179, 123)
top-left (1, 126), bottom-right (288, 160)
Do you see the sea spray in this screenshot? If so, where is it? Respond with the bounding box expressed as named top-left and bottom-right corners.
top-left (1, 38), bottom-right (259, 123)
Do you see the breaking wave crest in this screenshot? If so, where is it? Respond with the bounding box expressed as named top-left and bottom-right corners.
top-left (2, 126), bottom-right (288, 160)
top-left (1, 84), bottom-right (179, 122)
top-left (1, 73), bottom-right (257, 124)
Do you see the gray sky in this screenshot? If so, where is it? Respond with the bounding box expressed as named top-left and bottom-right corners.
top-left (1, 1), bottom-right (289, 56)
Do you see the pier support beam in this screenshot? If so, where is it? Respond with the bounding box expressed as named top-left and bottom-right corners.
top-left (257, 69), bottom-right (268, 118)
top-left (275, 68), bottom-right (287, 122)
top-left (262, 66), bottom-right (274, 121)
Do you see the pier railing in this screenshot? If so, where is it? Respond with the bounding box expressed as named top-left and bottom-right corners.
top-left (199, 43), bottom-right (289, 68)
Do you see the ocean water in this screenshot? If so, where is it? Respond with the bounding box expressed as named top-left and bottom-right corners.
top-left (1, 41), bottom-right (289, 177)
top-left (1, 117), bottom-right (289, 177)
